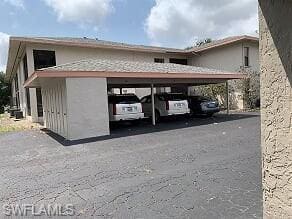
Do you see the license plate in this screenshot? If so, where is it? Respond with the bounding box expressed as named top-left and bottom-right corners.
top-left (175, 103), bottom-right (184, 108)
top-left (123, 106), bottom-right (137, 112)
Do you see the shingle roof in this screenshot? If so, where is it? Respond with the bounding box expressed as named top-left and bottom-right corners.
top-left (40, 59), bottom-right (234, 75)
top-left (10, 35), bottom-right (259, 55)
top-left (12, 36), bottom-right (184, 53)
top-left (25, 59), bottom-right (246, 88)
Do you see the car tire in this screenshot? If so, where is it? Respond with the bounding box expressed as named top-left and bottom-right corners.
top-left (190, 109), bottom-right (196, 117)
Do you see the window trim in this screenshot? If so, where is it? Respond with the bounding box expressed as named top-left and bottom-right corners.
top-left (154, 58), bottom-right (165, 63)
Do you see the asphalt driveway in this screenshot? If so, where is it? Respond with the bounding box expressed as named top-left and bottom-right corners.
top-left (0, 112), bottom-right (262, 218)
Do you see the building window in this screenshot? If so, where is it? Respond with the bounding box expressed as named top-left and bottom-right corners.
top-left (244, 47), bottom-right (249, 67)
top-left (23, 54), bottom-right (31, 116)
top-left (33, 50), bottom-right (56, 117)
top-left (169, 58), bottom-right (188, 65)
top-left (33, 50), bottom-right (56, 70)
top-left (23, 54), bottom-right (29, 79)
top-left (154, 58), bottom-right (164, 63)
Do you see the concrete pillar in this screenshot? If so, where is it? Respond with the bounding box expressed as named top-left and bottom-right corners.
top-left (259, 0), bottom-right (292, 217)
top-left (66, 78), bottom-right (110, 140)
top-left (25, 46), bottom-right (39, 122)
top-left (226, 81), bottom-right (230, 114)
top-left (151, 84), bottom-right (156, 126)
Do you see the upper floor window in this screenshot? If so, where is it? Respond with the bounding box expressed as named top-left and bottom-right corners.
top-left (33, 50), bottom-right (56, 70)
top-left (23, 54), bottom-right (28, 80)
top-left (154, 58), bottom-right (165, 63)
top-left (169, 58), bottom-right (188, 65)
top-left (244, 47), bottom-right (249, 67)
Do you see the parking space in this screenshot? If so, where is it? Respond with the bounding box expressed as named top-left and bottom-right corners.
top-left (0, 112), bottom-right (262, 218)
top-left (109, 113), bottom-right (254, 138)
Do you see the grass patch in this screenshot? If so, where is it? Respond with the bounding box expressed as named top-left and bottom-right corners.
top-left (0, 113), bottom-right (40, 133)
top-left (0, 125), bottom-right (26, 133)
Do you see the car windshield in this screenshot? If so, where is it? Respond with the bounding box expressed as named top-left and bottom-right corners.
top-left (157, 93), bottom-right (187, 101)
top-left (108, 95), bottom-right (140, 104)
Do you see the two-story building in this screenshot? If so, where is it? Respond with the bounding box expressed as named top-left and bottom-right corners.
top-left (5, 35), bottom-right (258, 140)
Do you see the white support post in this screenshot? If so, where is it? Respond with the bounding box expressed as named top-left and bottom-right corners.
top-left (226, 81), bottom-right (230, 115)
top-left (151, 83), bottom-right (156, 126)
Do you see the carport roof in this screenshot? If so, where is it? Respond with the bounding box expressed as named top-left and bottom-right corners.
top-left (24, 59), bottom-right (246, 88)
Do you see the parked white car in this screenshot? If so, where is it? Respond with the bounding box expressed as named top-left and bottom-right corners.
top-left (108, 94), bottom-right (144, 122)
top-left (141, 93), bottom-right (190, 121)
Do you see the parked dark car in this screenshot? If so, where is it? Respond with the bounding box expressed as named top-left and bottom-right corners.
top-left (187, 96), bottom-right (220, 116)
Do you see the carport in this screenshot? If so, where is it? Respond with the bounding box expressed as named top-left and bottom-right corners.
top-left (24, 59), bottom-right (245, 141)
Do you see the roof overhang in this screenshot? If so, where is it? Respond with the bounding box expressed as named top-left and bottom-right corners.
top-left (5, 38), bottom-right (24, 82)
top-left (24, 70), bottom-right (246, 88)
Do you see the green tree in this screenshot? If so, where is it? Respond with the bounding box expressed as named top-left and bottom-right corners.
top-left (0, 72), bottom-right (10, 113)
top-left (185, 38), bottom-right (212, 50)
top-left (195, 38), bottom-right (212, 47)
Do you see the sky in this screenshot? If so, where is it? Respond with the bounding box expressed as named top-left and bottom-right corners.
top-left (0, 0), bottom-right (259, 72)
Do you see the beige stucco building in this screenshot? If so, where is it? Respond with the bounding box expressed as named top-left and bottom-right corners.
top-left (6, 35), bottom-right (258, 124)
top-left (190, 38), bottom-right (259, 109)
top-left (259, 0), bottom-right (292, 217)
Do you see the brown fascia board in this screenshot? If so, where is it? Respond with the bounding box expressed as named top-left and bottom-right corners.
top-left (23, 70), bottom-right (246, 88)
top-left (10, 37), bottom-right (186, 54)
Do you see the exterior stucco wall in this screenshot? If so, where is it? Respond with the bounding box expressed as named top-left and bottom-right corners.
top-left (26, 44), bottom-right (187, 67)
top-left (65, 78), bottom-right (110, 140)
top-left (192, 43), bottom-right (243, 71)
top-left (259, 0), bottom-right (292, 217)
top-left (191, 42), bottom-right (259, 72)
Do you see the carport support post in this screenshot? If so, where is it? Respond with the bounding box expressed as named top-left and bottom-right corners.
top-left (226, 81), bottom-right (230, 115)
top-left (151, 83), bottom-right (156, 126)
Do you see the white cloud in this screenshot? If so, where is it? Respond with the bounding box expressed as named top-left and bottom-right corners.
top-left (145, 0), bottom-right (258, 48)
top-left (0, 32), bottom-right (10, 72)
top-left (43, 0), bottom-right (113, 27)
top-left (3, 0), bottom-right (25, 9)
